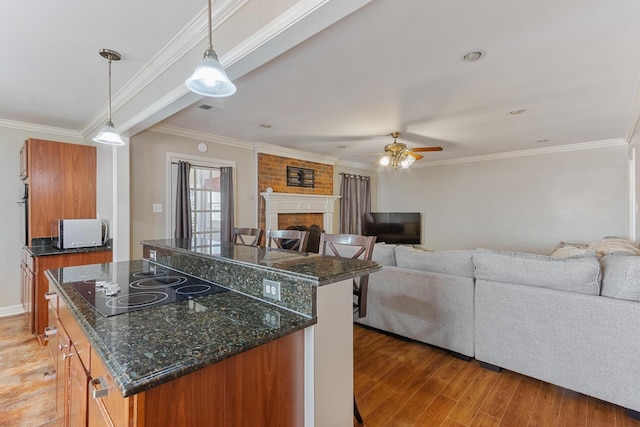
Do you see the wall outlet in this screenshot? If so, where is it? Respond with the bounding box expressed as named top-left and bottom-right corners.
top-left (149, 250), bottom-right (156, 261)
top-left (263, 310), bottom-right (280, 328)
top-left (152, 203), bottom-right (163, 213)
top-left (262, 279), bottom-right (281, 301)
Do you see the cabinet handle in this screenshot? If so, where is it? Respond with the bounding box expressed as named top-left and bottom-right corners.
top-left (90, 376), bottom-right (110, 399)
top-left (44, 292), bottom-right (58, 300)
top-left (58, 343), bottom-right (68, 350)
top-left (44, 326), bottom-right (57, 336)
top-left (43, 371), bottom-right (57, 381)
top-left (62, 352), bottom-right (74, 360)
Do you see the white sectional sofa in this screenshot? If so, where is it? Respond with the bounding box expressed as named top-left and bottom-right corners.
top-left (356, 242), bottom-right (640, 417)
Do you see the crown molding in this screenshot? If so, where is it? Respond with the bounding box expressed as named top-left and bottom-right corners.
top-left (254, 141), bottom-right (339, 165)
top-left (0, 118), bottom-right (83, 139)
top-left (80, 0), bottom-right (248, 137)
top-left (150, 124), bottom-right (254, 150)
top-left (410, 138), bottom-right (629, 168)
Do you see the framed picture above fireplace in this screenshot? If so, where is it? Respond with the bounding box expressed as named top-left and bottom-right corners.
top-left (287, 166), bottom-right (314, 188)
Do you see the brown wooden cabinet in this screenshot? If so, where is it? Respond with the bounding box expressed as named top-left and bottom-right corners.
top-left (24, 138), bottom-right (97, 243)
top-left (47, 296), bottom-right (305, 427)
top-left (35, 251), bottom-right (112, 338)
top-left (20, 249), bottom-right (35, 333)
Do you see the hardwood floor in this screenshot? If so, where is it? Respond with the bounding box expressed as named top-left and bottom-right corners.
top-left (2, 313), bottom-right (639, 427)
top-left (0, 314), bottom-right (55, 427)
top-left (353, 324), bottom-right (640, 427)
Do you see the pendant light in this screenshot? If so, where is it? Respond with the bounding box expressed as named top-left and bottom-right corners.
top-left (93, 49), bottom-right (125, 146)
top-left (185, 0), bottom-right (236, 97)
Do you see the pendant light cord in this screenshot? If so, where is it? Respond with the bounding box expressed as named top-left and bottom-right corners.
top-left (208, 0), bottom-right (213, 49)
top-left (107, 56), bottom-right (113, 122)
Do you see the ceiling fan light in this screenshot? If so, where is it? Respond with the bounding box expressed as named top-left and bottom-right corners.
top-left (400, 155), bottom-right (415, 169)
top-left (93, 121), bottom-right (125, 146)
top-left (379, 154), bottom-right (391, 166)
top-left (185, 48), bottom-right (237, 97)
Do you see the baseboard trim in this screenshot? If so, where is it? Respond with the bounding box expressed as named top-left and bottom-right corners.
top-left (0, 305), bottom-right (25, 318)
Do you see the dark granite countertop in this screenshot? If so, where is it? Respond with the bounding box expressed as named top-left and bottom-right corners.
top-left (142, 238), bottom-right (381, 286)
top-left (46, 260), bottom-right (315, 397)
top-left (26, 238), bottom-right (112, 257)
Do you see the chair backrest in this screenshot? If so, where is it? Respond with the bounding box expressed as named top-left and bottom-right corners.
top-left (232, 227), bottom-right (264, 246)
top-left (266, 229), bottom-right (310, 252)
top-left (317, 233), bottom-right (376, 260)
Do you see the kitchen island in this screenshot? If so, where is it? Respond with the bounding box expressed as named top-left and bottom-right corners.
top-left (46, 238), bottom-right (380, 426)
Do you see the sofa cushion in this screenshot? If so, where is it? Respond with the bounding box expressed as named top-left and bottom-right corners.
top-left (600, 254), bottom-right (640, 301)
top-left (473, 248), bottom-right (601, 295)
top-left (394, 246), bottom-right (475, 278)
top-left (372, 243), bottom-right (396, 266)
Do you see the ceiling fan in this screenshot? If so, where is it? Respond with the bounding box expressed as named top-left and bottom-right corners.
top-left (379, 132), bottom-right (443, 170)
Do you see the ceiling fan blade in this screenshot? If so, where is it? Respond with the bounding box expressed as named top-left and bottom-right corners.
top-left (412, 146), bottom-right (443, 152)
top-left (407, 152), bottom-right (424, 160)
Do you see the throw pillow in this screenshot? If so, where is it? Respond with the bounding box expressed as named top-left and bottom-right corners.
top-left (550, 241), bottom-right (590, 258)
top-left (587, 236), bottom-right (640, 257)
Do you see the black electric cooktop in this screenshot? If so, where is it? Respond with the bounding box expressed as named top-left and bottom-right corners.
top-left (71, 261), bottom-right (227, 317)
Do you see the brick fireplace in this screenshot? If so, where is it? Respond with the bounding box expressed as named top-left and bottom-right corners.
top-left (261, 192), bottom-right (341, 234)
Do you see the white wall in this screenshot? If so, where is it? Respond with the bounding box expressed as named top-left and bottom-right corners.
top-left (129, 130), bottom-right (256, 259)
top-left (0, 127), bottom-right (86, 315)
top-left (378, 144), bottom-right (630, 254)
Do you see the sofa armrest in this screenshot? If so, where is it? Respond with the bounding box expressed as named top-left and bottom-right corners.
top-left (475, 279), bottom-right (640, 412)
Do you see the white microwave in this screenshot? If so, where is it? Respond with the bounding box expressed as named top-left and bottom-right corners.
top-left (52, 219), bottom-right (105, 249)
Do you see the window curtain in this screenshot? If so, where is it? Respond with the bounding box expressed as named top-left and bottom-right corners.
top-left (174, 161), bottom-right (192, 239)
top-left (220, 167), bottom-right (235, 242)
top-left (339, 173), bottom-right (371, 234)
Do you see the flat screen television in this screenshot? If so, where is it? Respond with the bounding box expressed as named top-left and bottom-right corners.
top-left (363, 212), bottom-right (421, 244)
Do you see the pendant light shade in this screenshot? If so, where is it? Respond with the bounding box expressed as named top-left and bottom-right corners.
top-left (185, 0), bottom-right (236, 97)
top-left (94, 121), bottom-right (124, 146)
top-left (93, 49), bottom-right (125, 146)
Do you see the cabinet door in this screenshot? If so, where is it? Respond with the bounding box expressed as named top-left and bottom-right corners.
top-left (68, 345), bottom-right (88, 427)
top-left (56, 326), bottom-right (70, 426)
top-left (89, 348), bottom-right (131, 427)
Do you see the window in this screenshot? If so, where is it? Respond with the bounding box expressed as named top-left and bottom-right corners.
top-left (168, 153), bottom-right (235, 247)
top-left (191, 166), bottom-right (221, 244)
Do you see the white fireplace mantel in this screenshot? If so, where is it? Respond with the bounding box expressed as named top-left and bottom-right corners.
top-left (261, 192), bottom-right (341, 232)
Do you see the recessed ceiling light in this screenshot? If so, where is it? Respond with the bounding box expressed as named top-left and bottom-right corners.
top-left (462, 50), bottom-right (486, 62)
top-left (338, 145), bottom-right (347, 148)
top-left (509, 109), bottom-right (527, 115)
top-left (260, 123), bottom-right (272, 128)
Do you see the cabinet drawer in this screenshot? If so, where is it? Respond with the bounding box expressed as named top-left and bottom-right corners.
top-left (89, 348), bottom-right (132, 427)
top-left (59, 296), bottom-right (90, 371)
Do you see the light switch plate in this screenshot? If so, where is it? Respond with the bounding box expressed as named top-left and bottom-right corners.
top-left (152, 204), bottom-right (163, 213)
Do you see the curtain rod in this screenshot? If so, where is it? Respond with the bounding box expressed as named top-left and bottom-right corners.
top-left (339, 172), bottom-right (370, 179)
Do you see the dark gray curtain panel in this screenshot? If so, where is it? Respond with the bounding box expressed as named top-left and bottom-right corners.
top-left (220, 167), bottom-right (235, 242)
top-left (174, 161), bottom-right (192, 239)
top-left (339, 173), bottom-right (371, 234)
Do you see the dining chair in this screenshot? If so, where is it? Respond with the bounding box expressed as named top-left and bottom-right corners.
top-left (232, 227), bottom-right (264, 246)
top-left (318, 233), bottom-right (376, 318)
top-left (265, 229), bottom-right (310, 252)
top-left (318, 232), bottom-right (376, 424)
